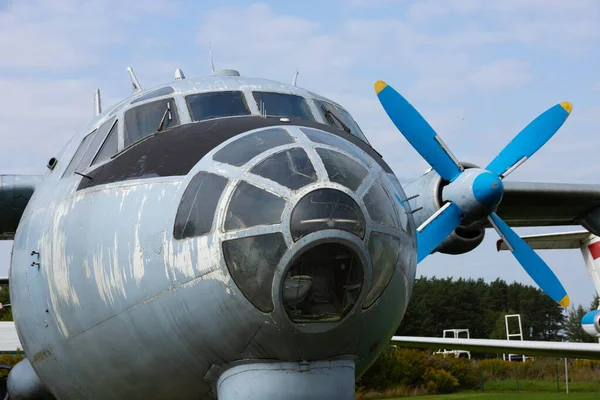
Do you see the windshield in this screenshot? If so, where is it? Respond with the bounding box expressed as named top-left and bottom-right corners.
top-left (252, 91), bottom-right (314, 121)
top-left (314, 99), bottom-right (369, 144)
top-left (124, 98), bottom-right (180, 147)
top-left (186, 91), bottom-right (251, 122)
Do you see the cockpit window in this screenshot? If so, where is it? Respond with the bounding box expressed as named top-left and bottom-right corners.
top-left (91, 120), bottom-right (119, 167)
top-left (314, 100), bottom-right (369, 144)
top-left (62, 130), bottom-right (96, 177)
top-left (252, 91), bottom-right (314, 121)
top-left (124, 98), bottom-right (180, 148)
top-left (186, 91), bottom-right (251, 122)
top-left (76, 116), bottom-right (117, 172)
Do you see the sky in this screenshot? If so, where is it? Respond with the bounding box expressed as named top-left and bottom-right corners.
top-left (0, 0), bottom-right (599, 313)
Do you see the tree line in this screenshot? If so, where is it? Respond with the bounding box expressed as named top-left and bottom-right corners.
top-left (396, 276), bottom-right (597, 343)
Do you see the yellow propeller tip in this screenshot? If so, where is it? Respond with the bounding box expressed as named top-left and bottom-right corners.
top-left (560, 101), bottom-right (572, 114)
top-left (559, 295), bottom-right (570, 307)
top-left (374, 80), bottom-right (388, 94)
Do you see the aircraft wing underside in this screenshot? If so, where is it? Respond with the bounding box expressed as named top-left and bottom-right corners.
top-left (391, 336), bottom-right (600, 360)
top-left (493, 181), bottom-right (600, 228)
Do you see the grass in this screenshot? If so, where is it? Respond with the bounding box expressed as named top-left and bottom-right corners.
top-left (370, 379), bottom-right (600, 400)
top-left (391, 394), bottom-right (600, 400)
top-left (482, 379), bottom-right (600, 392)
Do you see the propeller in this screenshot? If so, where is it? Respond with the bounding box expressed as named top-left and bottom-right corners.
top-left (375, 80), bottom-right (572, 307)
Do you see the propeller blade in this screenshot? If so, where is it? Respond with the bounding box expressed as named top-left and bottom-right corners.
top-left (486, 102), bottom-right (572, 178)
top-left (415, 201), bottom-right (462, 263)
top-left (375, 80), bottom-right (463, 182)
top-left (488, 212), bottom-right (570, 307)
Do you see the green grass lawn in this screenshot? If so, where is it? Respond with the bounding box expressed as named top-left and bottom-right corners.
top-left (394, 394), bottom-right (600, 400)
top-left (379, 380), bottom-right (600, 400)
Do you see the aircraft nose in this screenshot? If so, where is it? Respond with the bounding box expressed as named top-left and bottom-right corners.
top-left (175, 125), bottom-right (409, 325)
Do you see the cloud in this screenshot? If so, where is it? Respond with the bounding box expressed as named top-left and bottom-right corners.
top-left (347, 0), bottom-right (408, 8)
top-left (0, 78), bottom-right (97, 173)
top-left (0, 0), bottom-right (181, 70)
top-left (470, 59), bottom-right (532, 91)
top-left (0, 0), bottom-right (597, 307)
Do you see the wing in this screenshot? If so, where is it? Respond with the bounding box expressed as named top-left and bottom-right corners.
top-left (494, 181), bottom-right (600, 228)
top-left (497, 230), bottom-right (592, 251)
top-left (0, 175), bottom-right (43, 240)
top-left (391, 336), bottom-right (600, 360)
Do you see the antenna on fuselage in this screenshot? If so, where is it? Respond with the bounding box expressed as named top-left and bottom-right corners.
top-left (293, 70), bottom-right (299, 86)
top-left (175, 68), bottom-right (186, 80)
top-left (127, 67), bottom-right (142, 93)
top-left (94, 89), bottom-right (102, 116)
top-left (209, 42), bottom-right (216, 73)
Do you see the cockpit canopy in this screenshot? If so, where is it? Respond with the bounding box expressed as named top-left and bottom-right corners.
top-left (61, 77), bottom-right (371, 180)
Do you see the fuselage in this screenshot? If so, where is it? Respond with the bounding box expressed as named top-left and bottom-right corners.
top-left (9, 71), bottom-right (416, 399)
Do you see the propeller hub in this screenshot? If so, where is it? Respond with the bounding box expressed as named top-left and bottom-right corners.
top-left (442, 168), bottom-right (503, 223)
top-left (472, 171), bottom-right (504, 208)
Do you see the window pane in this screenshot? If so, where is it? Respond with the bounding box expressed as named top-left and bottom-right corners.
top-left (91, 121), bottom-right (119, 166)
top-left (363, 232), bottom-right (400, 308)
top-left (186, 91), bottom-right (251, 122)
top-left (314, 100), bottom-right (369, 143)
top-left (62, 130), bottom-right (96, 177)
top-left (223, 233), bottom-right (287, 312)
top-left (224, 181), bottom-right (286, 231)
top-left (363, 181), bottom-right (399, 228)
top-left (251, 148), bottom-right (316, 190)
top-left (76, 117), bottom-right (116, 171)
top-left (300, 127), bottom-right (372, 167)
top-left (290, 189), bottom-right (365, 241)
top-left (174, 172), bottom-right (228, 239)
top-left (252, 91), bottom-right (314, 121)
top-left (124, 98), bottom-right (180, 147)
top-left (316, 148), bottom-right (368, 191)
top-left (213, 128), bottom-right (294, 167)
top-left (283, 242), bottom-right (363, 323)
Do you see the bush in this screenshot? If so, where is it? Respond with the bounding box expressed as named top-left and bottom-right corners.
top-left (357, 346), bottom-right (600, 397)
top-left (357, 347), bottom-right (472, 394)
top-left (423, 368), bottom-right (459, 394)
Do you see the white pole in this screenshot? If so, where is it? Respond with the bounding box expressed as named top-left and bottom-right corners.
top-left (564, 358), bottom-right (569, 394)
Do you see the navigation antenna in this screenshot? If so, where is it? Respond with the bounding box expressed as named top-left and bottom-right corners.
top-left (209, 42), bottom-right (215, 73)
top-left (293, 70), bottom-right (299, 86)
top-left (127, 67), bottom-right (142, 93)
top-left (94, 89), bottom-right (102, 116)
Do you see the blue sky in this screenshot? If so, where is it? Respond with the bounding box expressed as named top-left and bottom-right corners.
top-left (0, 0), bottom-right (599, 312)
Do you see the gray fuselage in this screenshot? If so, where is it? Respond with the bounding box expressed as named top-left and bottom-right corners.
top-left (9, 73), bottom-right (417, 399)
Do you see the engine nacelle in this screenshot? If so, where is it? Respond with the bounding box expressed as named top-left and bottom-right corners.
top-left (403, 163), bottom-right (485, 255)
top-left (580, 206), bottom-right (600, 237)
top-left (582, 310), bottom-right (600, 338)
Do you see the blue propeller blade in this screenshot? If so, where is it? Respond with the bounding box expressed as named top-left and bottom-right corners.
top-left (488, 212), bottom-right (570, 307)
top-left (486, 102), bottom-right (572, 178)
top-left (415, 201), bottom-right (462, 263)
top-left (375, 81), bottom-right (463, 182)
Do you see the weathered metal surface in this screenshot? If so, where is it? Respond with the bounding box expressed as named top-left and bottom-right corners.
top-left (7, 73), bottom-right (417, 399)
top-left (217, 360), bottom-right (356, 400)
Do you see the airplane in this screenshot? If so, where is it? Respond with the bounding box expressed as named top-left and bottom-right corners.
top-left (497, 230), bottom-right (600, 339)
top-left (0, 63), bottom-right (598, 399)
